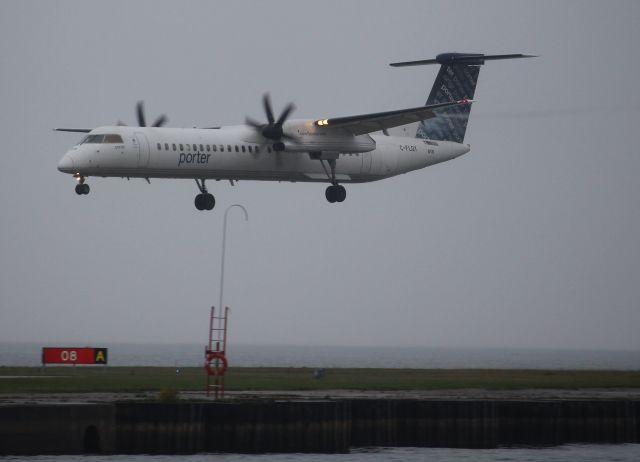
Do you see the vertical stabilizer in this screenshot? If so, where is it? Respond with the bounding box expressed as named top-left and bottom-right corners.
top-left (390, 53), bottom-right (535, 143)
top-left (417, 63), bottom-right (480, 143)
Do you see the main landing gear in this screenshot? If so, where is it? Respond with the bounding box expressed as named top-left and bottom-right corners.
top-left (74, 175), bottom-right (90, 195)
top-left (325, 184), bottom-right (346, 203)
top-left (194, 179), bottom-right (215, 211)
top-left (321, 158), bottom-right (347, 204)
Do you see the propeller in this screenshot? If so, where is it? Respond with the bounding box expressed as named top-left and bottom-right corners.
top-left (245, 93), bottom-right (299, 147)
top-left (135, 101), bottom-right (168, 127)
top-left (56, 101), bottom-right (168, 133)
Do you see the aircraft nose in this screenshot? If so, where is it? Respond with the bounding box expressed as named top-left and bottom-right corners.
top-left (57, 154), bottom-right (75, 173)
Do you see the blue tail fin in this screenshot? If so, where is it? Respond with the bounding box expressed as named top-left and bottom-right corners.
top-left (418, 63), bottom-right (480, 143)
top-left (390, 53), bottom-right (535, 143)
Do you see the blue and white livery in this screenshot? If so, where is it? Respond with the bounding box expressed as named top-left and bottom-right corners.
top-left (57, 53), bottom-right (533, 210)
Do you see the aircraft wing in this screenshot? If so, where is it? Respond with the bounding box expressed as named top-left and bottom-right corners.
top-left (54, 128), bottom-right (93, 133)
top-left (314, 100), bottom-right (472, 136)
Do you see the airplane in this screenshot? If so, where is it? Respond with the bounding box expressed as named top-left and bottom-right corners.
top-left (56, 52), bottom-right (533, 210)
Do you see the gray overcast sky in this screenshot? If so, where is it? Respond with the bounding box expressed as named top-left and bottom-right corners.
top-left (1, 0), bottom-right (639, 350)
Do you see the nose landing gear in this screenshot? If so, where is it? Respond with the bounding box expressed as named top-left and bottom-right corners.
top-left (194, 179), bottom-right (215, 211)
top-left (75, 184), bottom-right (90, 195)
top-left (74, 175), bottom-right (90, 195)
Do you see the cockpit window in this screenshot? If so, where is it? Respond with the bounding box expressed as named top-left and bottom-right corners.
top-left (81, 134), bottom-right (104, 144)
top-left (80, 134), bottom-right (123, 144)
top-left (104, 134), bottom-right (123, 143)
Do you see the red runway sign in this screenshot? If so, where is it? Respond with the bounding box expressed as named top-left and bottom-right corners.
top-left (42, 347), bottom-right (108, 365)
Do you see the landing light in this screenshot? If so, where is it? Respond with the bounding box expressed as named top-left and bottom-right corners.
top-left (316, 119), bottom-right (329, 126)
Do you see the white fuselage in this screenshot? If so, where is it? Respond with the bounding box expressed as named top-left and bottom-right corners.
top-left (57, 123), bottom-right (470, 184)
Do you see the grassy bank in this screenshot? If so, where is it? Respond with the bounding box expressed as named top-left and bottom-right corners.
top-left (1, 367), bottom-right (640, 394)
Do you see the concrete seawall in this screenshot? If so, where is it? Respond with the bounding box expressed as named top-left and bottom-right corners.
top-left (0, 404), bottom-right (116, 455)
top-left (116, 401), bottom-right (350, 454)
top-left (350, 400), bottom-right (640, 448)
top-left (1, 400), bottom-right (639, 454)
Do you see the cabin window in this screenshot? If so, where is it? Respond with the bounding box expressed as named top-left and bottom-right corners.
top-left (206, 145), bottom-right (210, 152)
top-left (172, 143), bottom-right (176, 151)
top-left (193, 144), bottom-right (197, 151)
top-left (179, 144), bottom-right (183, 150)
top-left (227, 145), bottom-right (231, 152)
top-left (241, 145), bottom-right (246, 153)
top-left (213, 145), bottom-right (217, 152)
top-left (199, 144), bottom-right (204, 151)
top-left (157, 143), bottom-right (162, 150)
top-left (255, 146), bottom-right (260, 153)
top-left (220, 145), bottom-right (224, 152)
top-left (248, 146), bottom-right (252, 153)
top-left (165, 143), bottom-right (169, 150)
top-left (235, 145), bottom-right (239, 152)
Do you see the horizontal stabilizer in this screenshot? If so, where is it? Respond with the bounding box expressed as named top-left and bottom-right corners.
top-left (390, 53), bottom-right (536, 67)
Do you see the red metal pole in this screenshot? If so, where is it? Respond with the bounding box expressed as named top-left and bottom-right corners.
top-left (208, 306), bottom-right (214, 351)
top-left (223, 306), bottom-right (229, 353)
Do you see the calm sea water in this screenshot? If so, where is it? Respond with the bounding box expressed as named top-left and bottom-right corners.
top-left (2, 445), bottom-right (640, 461)
top-left (1, 342), bottom-right (640, 370)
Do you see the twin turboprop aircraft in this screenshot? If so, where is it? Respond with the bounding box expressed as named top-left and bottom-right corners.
top-left (56, 53), bottom-right (533, 210)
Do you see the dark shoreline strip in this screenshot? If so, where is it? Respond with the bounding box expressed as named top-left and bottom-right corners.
top-left (1, 399), bottom-right (639, 454)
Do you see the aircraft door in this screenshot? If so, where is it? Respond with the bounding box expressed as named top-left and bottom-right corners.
top-left (135, 132), bottom-right (150, 167)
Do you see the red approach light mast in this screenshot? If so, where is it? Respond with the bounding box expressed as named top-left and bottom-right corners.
top-left (205, 305), bottom-right (229, 398)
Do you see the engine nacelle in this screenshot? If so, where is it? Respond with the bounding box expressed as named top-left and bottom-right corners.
top-left (276, 120), bottom-right (377, 153)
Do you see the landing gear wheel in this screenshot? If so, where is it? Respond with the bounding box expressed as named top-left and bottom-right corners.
top-left (194, 179), bottom-right (215, 211)
top-left (75, 184), bottom-right (90, 195)
top-left (195, 193), bottom-right (215, 211)
top-left (325, 185), bottom-right (337, 203)
top-left (195, 194), bottom-right (205, 210)
top-left (325, 185), bottom-right (346, 203)
top-left (204, 193), bottom-right (215, 210)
